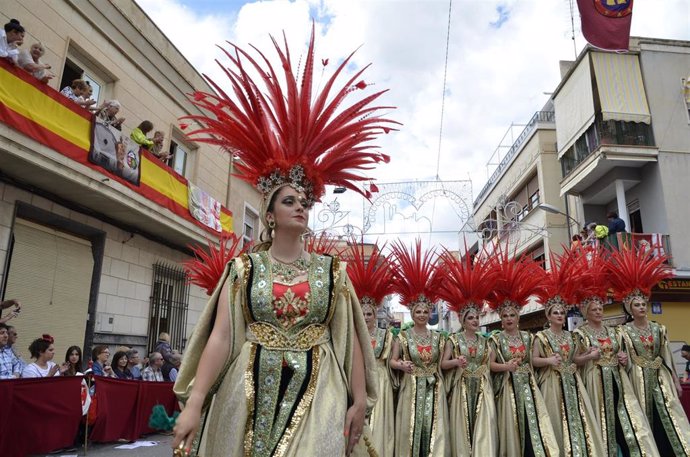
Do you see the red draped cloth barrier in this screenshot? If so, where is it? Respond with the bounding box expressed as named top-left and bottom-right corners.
top-left (0, 377), bottom-right (83, 457)
top-left (682, 384), bottom-right (690, 419)
top-left (89, 377), bottom-right (178, 442)
top-left (0, 376), bottom-right (178, 456)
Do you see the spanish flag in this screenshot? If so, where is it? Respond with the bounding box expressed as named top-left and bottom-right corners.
top-left (577, 0), bottom-right (633, 51)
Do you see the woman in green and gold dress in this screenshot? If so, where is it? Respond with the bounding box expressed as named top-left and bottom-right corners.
top-left (572, 248), bottom-right (658, 457)
top-left (347, 241), bottom-right (396, 457)
top-left (170, 27), bottom-right (397, 457)
top-left (488, 250), bottom-right (560, 457)
top-left (608, 247), bottom-right (690, 456)
top-left (437, 249), bottom-right (497, 457)
top-left (389, 239), bottom-right (450, 457)
top-left (532, 253), bottom-right (605, 456)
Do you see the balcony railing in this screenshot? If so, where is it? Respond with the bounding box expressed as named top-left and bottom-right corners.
top-left (608, 232), bottom-right (671, 262)
top-left (0, 58), bottom-right (232, 237)
top-left (474, 111), bottom-right (555, 206)
top-left (561, 117), bottom-right (655, 177)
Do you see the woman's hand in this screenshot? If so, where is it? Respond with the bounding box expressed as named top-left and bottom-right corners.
top-left (344, 400), bottom-right (366, 456)
top-left (397, 360), bottom-right (414, 374)
top-left (616, 351), bottom-right (628, 366)
top-left (549, 354), bottom-right (562, 367)
top-left (455, 356), bottom-right (468, 369)
top-left (505, 359), bottom-right (519, 372)
top-left (172, 403), bottom-right (202, 456)
top-left (587, 347), bottom-right (601, 360)
top-left (48, 364), bottom-right (60, 377)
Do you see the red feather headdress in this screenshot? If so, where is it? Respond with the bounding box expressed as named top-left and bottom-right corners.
top-left (571, 247), bottom-right (610, 316)
top-left (305, 232), bottom-right (343, 256)
top-left (390, 239), bottom-right (439, 310)
top-left (346, 241), bottom-right (394, 313)
top-left (436, 249), bottom-right (497, 320)
top-left (182, 25), bottom-right (399, 206)
top-left (182, 233), bottom-right (247, 295)
top-left (486, 247), bottom-right (545, 314)
top-left (606, 245), bottom-right (672, 313)
top-left (534, 250), bottom-right (585, 314)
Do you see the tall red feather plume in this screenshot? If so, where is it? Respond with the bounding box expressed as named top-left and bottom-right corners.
top-left (181, 25), bottom-right (399, 203)
top-left (486, 246), bottom-right (545, 311)
top-left (436, 249), bottom-right (497, 314)
top-left (606, 245), bottom-right (672, 302)
top-left (571, 246), bottom-right (610, 303)
top-left (533, 249), bottom-right (585, 307)
top-left (389, 239), bottom-right (439, 307)
top-left (304, 232), bottom-right (343, 256)
top-left (182, 233), bottom-right (247, 295)
top-left (346, 240), bottom-right (394, 307)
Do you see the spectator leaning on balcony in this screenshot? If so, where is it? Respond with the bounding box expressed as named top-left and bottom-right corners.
top-left (127, 348), bottom-right (142, 380)
top-left (17, 42), bottom-right (54, 83)
top-left (95, 100), bottom-right (125, 130)
top-left (0, 19), bottom-right (24, 65)
top-left (150, 130), bottom-right (171, 161)
top-left (60, 79), bottom-right (96, 109)
top-left (142, 352), bottom-right (165, 381)
top-left (21, 334), bottom-right (69, 378)
top-left (607, 211), bottom-right (626, 235)
top-left (130, 120), bottom-right (155, 149)
top-left (6, 325), bottom-right (26, 373)
top-left (0, 323), bottom-right (22, 379)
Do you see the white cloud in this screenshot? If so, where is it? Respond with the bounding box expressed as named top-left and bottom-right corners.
top-left (137, 0), bottom-right (689, 250)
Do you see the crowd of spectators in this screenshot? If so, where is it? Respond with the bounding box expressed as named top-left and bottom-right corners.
top-left (0, 299), bottom-right (181, 383)
top-left (2, 18), bottom-right (173, 170)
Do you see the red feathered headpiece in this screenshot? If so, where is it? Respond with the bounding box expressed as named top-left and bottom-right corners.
top-left (436, 249), bottom-right (497, 320)
top-left (182, 25), bottom-right (399, 206)
top-left (534, 249), bottom-right (585, 314)
top-left (606, 245), bottom-right (672, 313)
top-left (305, 232), bottom-right (343, 256)
top-left (346, 240), bottom-right (394, 313)
top-left (487, 247), bottom-right (545, 314)
top-left (390, 239), bottom-right (439, 310)
top-left (571, 247), bottom-right (610, 316)
top-left (182, 233), bottom-right (247, 295)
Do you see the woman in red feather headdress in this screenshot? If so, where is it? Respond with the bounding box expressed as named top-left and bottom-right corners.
top-left (571, 247), bottom-right (659, 457)
top-left (346, 240), bottom-right (395, 457)
top-left (609, 246), bottom-right (690, 456)
top-left (172, 26), bottom-right (396, 457)
top-left (531, 251), bottom-right (605, 456)
top-left (436, 249), bottom-right (497, 457)
top-left (486, 248), bottom-right (559, 457)
top-left (388, 239), bottom-right (450, 457)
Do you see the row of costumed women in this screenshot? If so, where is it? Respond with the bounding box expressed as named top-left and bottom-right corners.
top-left (348, 240), bottom-right (690, 457)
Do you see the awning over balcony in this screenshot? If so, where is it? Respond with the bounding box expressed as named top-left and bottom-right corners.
top-left (555, 57), bottom-right (596, 159)
top-left (591, 52), bottom-right (651, 125)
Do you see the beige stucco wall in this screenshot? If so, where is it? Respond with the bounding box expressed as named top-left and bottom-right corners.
top-left (1, 1), bottom-right (260, 219)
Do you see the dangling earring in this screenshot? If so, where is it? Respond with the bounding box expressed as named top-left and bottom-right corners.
top-left (300, 227), bottom-right (313, 242)
top-left (268, 220), bottom-right (275, 229)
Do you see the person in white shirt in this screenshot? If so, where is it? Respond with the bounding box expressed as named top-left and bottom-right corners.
top-left (0, 19), bottom-right (24, 65)
top-left (21, 334), bottom-right (69, 378)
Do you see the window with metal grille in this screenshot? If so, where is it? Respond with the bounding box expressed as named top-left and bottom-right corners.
top-left (147, 263), bottom-right (190, 354)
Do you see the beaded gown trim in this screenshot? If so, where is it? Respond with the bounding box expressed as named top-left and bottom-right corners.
top-left (243, 252), bottom-right (334, 456)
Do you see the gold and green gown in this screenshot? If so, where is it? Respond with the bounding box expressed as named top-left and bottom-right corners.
top-left (534, 329), bottom-right (605, 457)
top-left (394, 328), bottom-right (450, 457)
top-left (621, 322), bottom-right (690, 456)
top-left (574, 325), bottom-right (659, 457)
top-left (489, 331), bottom-right (560, 457)
top-left (369, 327), bottom-right (395, 457)
top-left (444, 332), bottom-right (497, 457)
top-left (173, 252), bottom-right (379, 457)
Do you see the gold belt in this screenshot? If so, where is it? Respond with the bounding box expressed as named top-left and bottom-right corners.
top-left (515, 364), bottom-right (531, 374)
top-left (631, 354), bottom-right (662, 370)
top-left (554, 363), bottom-right (577, 375)
top-left (595, 357), bottom-right (619, 367)
top-left (462, 365), bottom-right (488, 378)
top-left (246, 322), bottom-right (329, 351)
top-left (411, 365), bottom-right (437, 377)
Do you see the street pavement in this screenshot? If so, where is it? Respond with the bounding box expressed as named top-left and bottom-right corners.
top-left (29, 434), bottom-right (175, 457)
